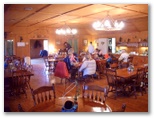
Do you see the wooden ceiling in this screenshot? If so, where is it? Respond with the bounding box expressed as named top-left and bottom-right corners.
top-left (4, 4), bottom-right (148, 34)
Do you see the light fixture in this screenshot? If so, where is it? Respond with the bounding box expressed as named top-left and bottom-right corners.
top-left (55, 23), bottom-right (78, 35)
top-left (92, 13), bottom-right (125, 31)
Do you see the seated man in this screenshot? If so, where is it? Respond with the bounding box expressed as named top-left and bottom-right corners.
top-left (118, 49), bottom-right (129, 62)
top-left (118, 49), bottom-right (129, 68)
top-left (78, 52), bottom-right (96, 79)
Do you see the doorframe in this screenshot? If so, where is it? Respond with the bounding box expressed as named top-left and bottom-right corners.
top-left (29, 38), bottom-right (49, 59)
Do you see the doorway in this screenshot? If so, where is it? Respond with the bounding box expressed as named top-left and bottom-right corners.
top-left (30, 39), bottom-right (49, 59)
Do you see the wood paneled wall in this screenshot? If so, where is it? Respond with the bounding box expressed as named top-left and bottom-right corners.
top-left (4, 26), bottom-right (148, 57)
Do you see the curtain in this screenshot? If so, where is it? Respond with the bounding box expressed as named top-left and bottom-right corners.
top-left (68, 38), bottom-right (78, 54)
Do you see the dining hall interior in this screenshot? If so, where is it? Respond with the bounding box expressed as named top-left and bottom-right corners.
top-left (4, 4), bottom-right (149, 112)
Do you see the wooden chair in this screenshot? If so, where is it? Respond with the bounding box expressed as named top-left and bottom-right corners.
top-left (133, 68), bottom-right (147, 98)
top-left (120, 62), bottom-right (129, 68)
top-left (112, 103), bottom-right (126, 112)
top-left (125, 67), bottom-right (146, 99)
top-left (110, 62), bottom-right (119, 69)
top-left (144, 66), bottom-right (148, 88)
top-left (82, 84), bottom-right (108, 104)
top-left (31, 84), bottom-right (56, 106)
top-left (128, 56), bottom-right (133, 63)
top-left (43, 57), bottom-right (51, 72)
top-left (10, 70), bottom-right (28, 98)
top-left (105, 68), bottom-right (123, 99)
top-left (96, 60), bottom-right (106, 79)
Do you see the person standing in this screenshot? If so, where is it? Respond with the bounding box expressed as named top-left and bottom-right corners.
top-left (64, 42), bottom-right (72, 53)
top-left (88, 42), bottom-right (94, 54)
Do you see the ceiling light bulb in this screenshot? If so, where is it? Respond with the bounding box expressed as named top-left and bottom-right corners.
top-left (104, 20), bottom-right (111, 28)
top-left (55, 29), bottom-right (60, 34)
top-left (92, 21), bottom-right (101, 29)
top-left (72, 29), bottom-right (77, 34)
top-left (66, 28), bottom-right (71, 34)
top-left (119, 21), bottom-right (124, 28)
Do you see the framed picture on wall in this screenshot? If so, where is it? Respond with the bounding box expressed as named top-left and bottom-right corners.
top-left (83, 39), bottom-right (88, 46)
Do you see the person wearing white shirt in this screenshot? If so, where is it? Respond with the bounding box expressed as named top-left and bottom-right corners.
top-left (79, 52), bottom-right (96, 77)
top-left (118, 49), bottom-right (129, 62)
top-left (88, 42), bottom-right (94, 54)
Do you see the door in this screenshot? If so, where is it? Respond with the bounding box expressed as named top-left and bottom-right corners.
top-left (30, 39), bottom-right (44, 59)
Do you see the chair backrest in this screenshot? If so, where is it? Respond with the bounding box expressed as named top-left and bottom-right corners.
top-left (105, 68), bottom-right (117, 87)
top-left (82, 84), bottom-right (108, 104)
top-left (31, 84), bottom-right (56, 106)
top-left (110, 62), bottom-right (118, 69)
top-left (137, 68), bottom-right (145, 84)
top-left (120, 62), bottom-right (129, 68)
top-left (54, 61), bottom-right (69, 78)
top-left (11, 70), bottom-right (28, 97)
top-left (96, 60), bottom-right (106, 74)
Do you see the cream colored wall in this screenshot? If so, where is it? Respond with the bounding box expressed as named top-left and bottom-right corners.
top-left (5, 26), bottom-right (148, 57)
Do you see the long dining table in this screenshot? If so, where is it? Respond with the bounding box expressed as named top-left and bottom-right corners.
top-left (4, 69), bottom-right (34, 79)
top-left (115, 64), bottom-right (148, 96)
top-left (28, 96), bottom-right (112, 112)
top-left (4, 69), bottom-right (34, 89)
top-left (116, 64), bottom-right (148, 79)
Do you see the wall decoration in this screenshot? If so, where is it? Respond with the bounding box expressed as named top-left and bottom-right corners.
top-left (20, 36), bottom-right (23, 42)
top-left (83, 39), bottom-right (88, 46)
top-left (17, 42), bottom-right (25, 47)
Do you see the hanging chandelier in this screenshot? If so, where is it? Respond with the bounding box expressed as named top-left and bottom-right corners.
top-left (55, 23), bottom-right (78, 35)
top-left (92, 13), bottom-right (125, 31)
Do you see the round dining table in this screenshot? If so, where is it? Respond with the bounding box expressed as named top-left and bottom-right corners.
top-left (28, 96), bottom-right (112, 112)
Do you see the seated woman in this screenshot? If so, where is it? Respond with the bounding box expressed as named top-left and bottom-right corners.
top-left (78, 52), bottom-right (96, 79)
top-left (94, 48), bottom-right (104, 59)
top-left (63, 48), bottom-right (78, 80)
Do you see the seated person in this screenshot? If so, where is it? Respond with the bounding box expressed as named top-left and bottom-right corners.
top-left (93, 54), bottom-right (101, 60)
top-left (118, 49), bottom-right (129, 62)
top-left (73, 52), bottom-right (79, 62)
top-left (94, 48), bottom-right (104, 59)
top-left (78, 52), bottom-right (96, 78)
top-left (104, 53), bottom-right (112, 68)
top-left (63, 48), bottom-right (78, 80)
top-left (118, 49), bottom-right (129, 68)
